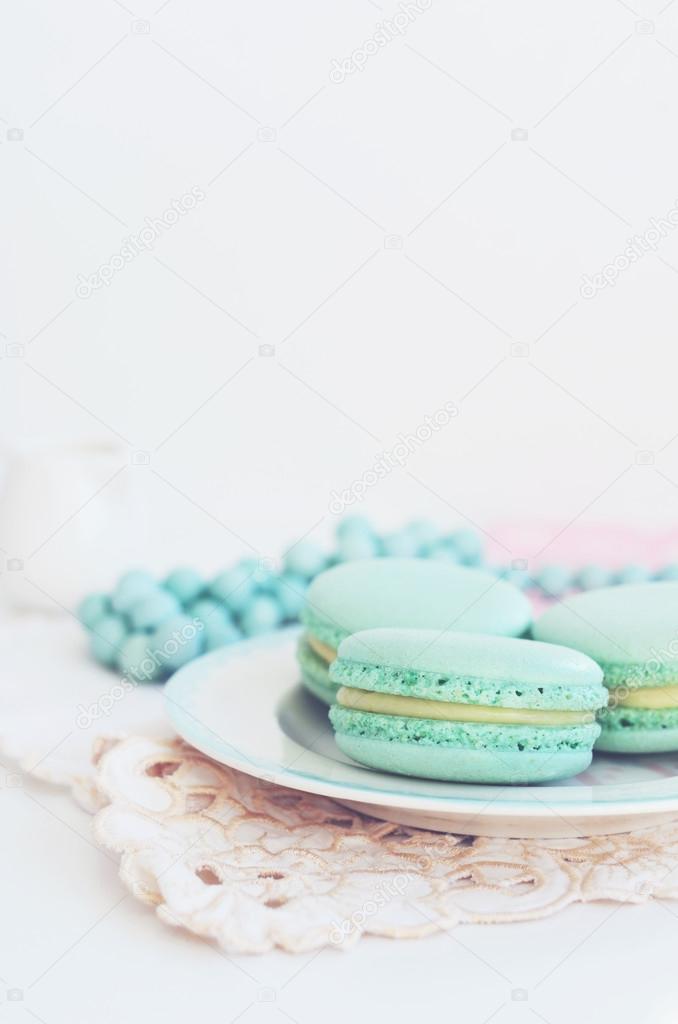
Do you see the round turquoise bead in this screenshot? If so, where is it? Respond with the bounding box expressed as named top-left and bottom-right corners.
top-left (336, 515), bottom-right (373, 539)
top-left (575, 565), bottom-right (612, 591)
top-left (449, 528), bottom-right (483, 565)
top-left (380, 530), bottom-right (420, 558)
top-left (77, 593), bottom-right (111, 629)
top-left (536, 565), bottom-right (571, 597)
top-left (163, 568), bottom-right (204, 606)
top-left (275, 573), bottom-right (308, 619)
top-left (151, 614), bottom-right (204, 672)
top-left (111, 571), bottom-right (156, 614)
top-left (128, 590), bottom-right (180, 631)
top-left (209, 563), bottom-right (257, 614)
top-left (117, 633), bottom-right (159, 682)
top-left (187, 597), bottom-right (232, 627)
top-left (405, 519), bottom-right (439, 553)
top-left (203, 618), bottom-right (242, 651)
top-left (426, 540), bottom-right (461, 562)
top-left (656, 564), bottom-right (678, 581)
top-left (251, 564), bottom-right (278, 592)
top-left (117, 569), bottom-right (156, 589)
top-left (283, 541), bottom-right (326, 579)
top-left (240, 595), bottom-right (282, 636)
top-left (89, 614), bottom-right (127, 667)
top-left (500, 567), bottom-right (530, 590)
top-left (336, 532), bottom-right (380, 561)
top-left (229, 558), bottom-right (259, 576)
top-left (615, 564), bottom-right (651, 585)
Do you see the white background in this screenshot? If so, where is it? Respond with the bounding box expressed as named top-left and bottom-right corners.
top-left (4, 1), bottom-right (678, 1021)
top-left (4, 0), bottom-right (678, 585)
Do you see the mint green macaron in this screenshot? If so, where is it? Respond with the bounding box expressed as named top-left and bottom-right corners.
top-left (298, 559), bottom-right (532, 705)
top-left (328, 628), bottom-right (606, 783)
top-left (533, 582), bottom-right (678, 753)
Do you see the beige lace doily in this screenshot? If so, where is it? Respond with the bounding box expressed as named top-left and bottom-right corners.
top-left (6, 613), bottom-right (678, 954)
top-left (53, 734), bottom-right (678, 954)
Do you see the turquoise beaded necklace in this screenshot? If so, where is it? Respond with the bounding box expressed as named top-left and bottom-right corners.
top-left (77, 515), bottom-right (678, 681)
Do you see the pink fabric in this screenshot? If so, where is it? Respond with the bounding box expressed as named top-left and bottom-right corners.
top-left (487, 521), bottom-right (678, 615)
top-left (488, 521), bottom-right (678, 569)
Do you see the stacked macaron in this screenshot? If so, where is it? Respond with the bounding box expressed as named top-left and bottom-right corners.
top-left (328, 629), bottom-right (607, 783)
top-left (533, 582), bottom-right (678, 753)
top-left (298, 559), bottom-right (532, 705)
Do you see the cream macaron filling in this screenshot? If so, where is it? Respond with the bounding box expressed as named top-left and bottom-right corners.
top-left (336, 687), bottom-right (596, 727)
top-left (608, 684), bottom-right (678, 709)
top-left (307, 634), bottom-right (337, 664)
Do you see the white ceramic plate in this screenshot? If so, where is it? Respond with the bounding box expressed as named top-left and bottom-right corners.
top-left (165, 627), bottom-right (678, 838)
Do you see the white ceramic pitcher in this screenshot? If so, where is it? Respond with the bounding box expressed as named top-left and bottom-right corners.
top-left (0, 440), bottom-right (144, 613)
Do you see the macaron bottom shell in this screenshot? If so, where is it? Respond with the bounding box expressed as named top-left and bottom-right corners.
top-left (596, 706), bottom-right (678, 753)
top-left (333, 734), bottom-right (593, 784)
top-left (329, 706), bottom-right (600, 784)
top-left (297, 637), bottom-right (338, 706)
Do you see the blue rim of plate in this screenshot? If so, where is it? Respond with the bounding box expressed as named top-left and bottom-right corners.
top-left (164, 627), bottom-right (678, 817)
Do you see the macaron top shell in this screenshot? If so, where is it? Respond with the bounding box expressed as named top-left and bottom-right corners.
top-left (336, 628), bottom-right (603, 686)
top-left (301, 559), bottom-right (532, 649)
top-left (532, 582), bottom-right (678, 685)
top-left (330, 628), bottom-right (606, 711)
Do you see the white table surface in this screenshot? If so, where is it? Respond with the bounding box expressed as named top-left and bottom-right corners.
top-left (3, 616), bottom-right (678, 1024)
